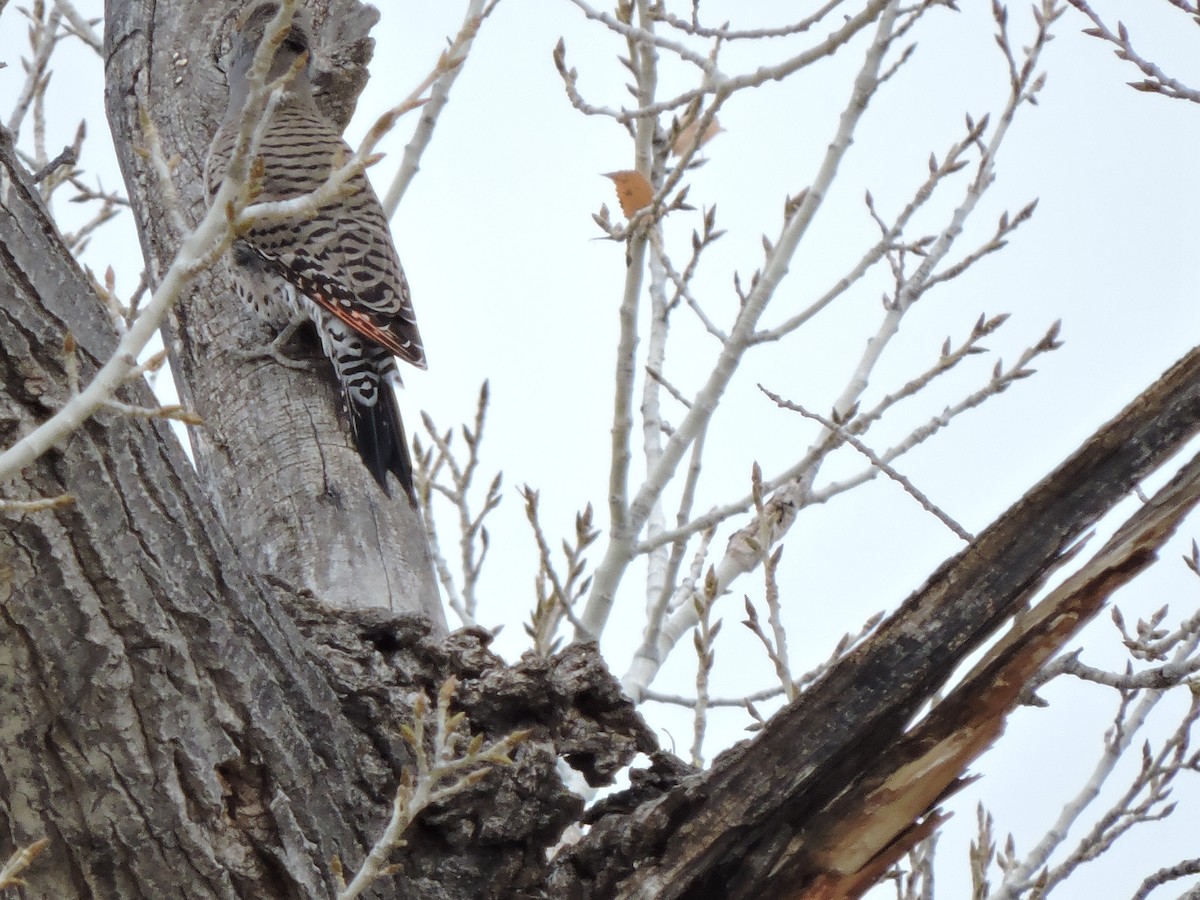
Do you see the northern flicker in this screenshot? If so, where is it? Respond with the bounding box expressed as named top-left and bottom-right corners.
top-left (204, 3), bottom-right (424, 500)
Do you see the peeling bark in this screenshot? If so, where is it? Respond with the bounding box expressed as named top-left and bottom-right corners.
top-left (545, 348), bottom-right (1200, 899)
top-left (5, 1), bottom-right (1200, 898)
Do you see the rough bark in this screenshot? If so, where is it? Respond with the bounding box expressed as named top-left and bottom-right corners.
top-left (2, 124), bottom-right (372, 897)
top-left (544, 348), bottom-right (1200, 899)
top-left (0, 124), bottom-right (647, 899)
top-left (102, 0), bottom-right (442, 620)
top-left (6, 2), bottom-right (1200, 899)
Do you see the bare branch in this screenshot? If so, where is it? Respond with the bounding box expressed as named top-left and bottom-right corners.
top-left (334, 678), bottom-right (527, 899)
top-left (382, 0), bottom-right (501, 217)
top-left (416, 383), bottom-right (502, 627)
top-left (762, 389), bottom-right (974, 541)
top-left (6, 4), bottom-right (63, 143)
top-left (1067, 0), bottom-right (1200, 103)
top-left (51, 0), bottom-right (101, 53)
top-left (0, 838), bottom-right (50, 891)
top-left (592, 2), bottom-right (903, 652)
top-left (655, 0), bottom-right (851, 41)
top-left (690, 567), bottom-right (720, 767)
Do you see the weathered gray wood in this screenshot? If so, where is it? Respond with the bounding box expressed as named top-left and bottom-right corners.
top-left (1, 124), bottom-right (375, 898)
top-left (7, 2), bottom-right (1200, 898)
top-left (2, 118), bottom-right (644, 900)
top-left (103, 0), bottom-right (442, 621)
top-left (546, 347), bottom-right (1200, 898)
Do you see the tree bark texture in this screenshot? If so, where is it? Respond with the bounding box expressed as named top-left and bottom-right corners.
top-left (545, 348), bottom-right (1200, 899)
top-left (6, 2), bottom-right (1200, 898)
top-left (103, 0), bottom-right (442, 620)
top-left (2, 125), bottom-right (379, 897)
top-left (1, 124), bottom-right (649, 898)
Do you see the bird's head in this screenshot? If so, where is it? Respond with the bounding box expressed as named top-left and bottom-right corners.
top-left (230, 3), bottom-right (314, 87)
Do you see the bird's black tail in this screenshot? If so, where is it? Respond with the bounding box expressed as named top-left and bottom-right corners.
top-left (348, 384), bottom-right (416, 503)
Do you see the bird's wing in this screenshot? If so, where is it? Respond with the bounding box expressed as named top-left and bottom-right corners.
top-left (258, 247), bottom-right (426, 368)
top-left (223, 109), bottom-right (426, 369)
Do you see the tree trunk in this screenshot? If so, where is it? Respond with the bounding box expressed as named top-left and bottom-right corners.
top-left (1, 123), bottom-right (383, 897)
top-left (102, 0), bottom-right (441, 621)
top-left (6, 2), bottom-right (1200, 898)
top-left (0, 81), bottom-right (630, 900)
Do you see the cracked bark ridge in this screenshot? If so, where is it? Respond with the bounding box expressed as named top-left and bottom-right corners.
top-left (287, 597), bottom-right (659, 896)
top-left (1, 124), bottom-right (374, 899)
top-left (104, 0), bottom-right (442, 618)
top-left (539, 347), bottom-right (1200, 900)
top-left (2, 118), bottom-right (652, 900)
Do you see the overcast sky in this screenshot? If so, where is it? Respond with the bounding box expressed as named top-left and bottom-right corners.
top-left (3, 0), bottom-right (1199, 895)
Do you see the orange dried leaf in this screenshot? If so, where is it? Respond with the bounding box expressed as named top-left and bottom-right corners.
top-left (603, 170), bottom-right (653, 217)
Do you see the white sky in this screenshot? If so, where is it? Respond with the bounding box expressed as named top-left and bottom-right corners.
top-left (3, 0), bottom-right (1200, 896)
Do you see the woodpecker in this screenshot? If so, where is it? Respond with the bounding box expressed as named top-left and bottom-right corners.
top-left (204, 3), bottom-right (424, 501)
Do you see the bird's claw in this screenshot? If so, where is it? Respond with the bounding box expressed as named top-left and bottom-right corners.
top-left (233, 320), bottom-right (311, 370)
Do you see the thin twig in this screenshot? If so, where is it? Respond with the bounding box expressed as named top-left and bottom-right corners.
top-left (761, 389), bottom-right (972, 541)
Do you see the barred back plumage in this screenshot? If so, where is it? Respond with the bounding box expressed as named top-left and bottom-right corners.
top-left (204, 3), bottom-right (424, 500)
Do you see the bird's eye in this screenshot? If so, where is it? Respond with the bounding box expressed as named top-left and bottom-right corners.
top-left (284, 37), bottom-right (307, 54)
